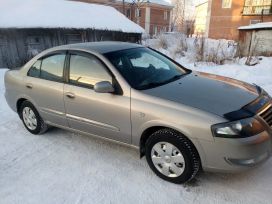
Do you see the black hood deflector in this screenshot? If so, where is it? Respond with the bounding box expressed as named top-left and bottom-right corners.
top-left (224, 88), bottom-right (271, 120)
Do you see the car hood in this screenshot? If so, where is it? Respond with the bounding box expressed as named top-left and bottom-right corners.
top-left (142, 72), bottom-right (259, 117)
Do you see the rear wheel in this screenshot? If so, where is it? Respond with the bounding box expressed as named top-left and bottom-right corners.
top-left (19, 101), bottom-right (48, 134)
top-left (145, 129), bottom-right (200, 184)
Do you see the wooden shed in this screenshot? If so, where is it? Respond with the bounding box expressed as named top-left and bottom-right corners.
top-left (0, 0), bottom-right (144, 68)
top-left (238, 22), bottom-right (272, 57)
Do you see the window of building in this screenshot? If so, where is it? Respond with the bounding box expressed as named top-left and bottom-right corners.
top-left (126, 9), bottom-right (131, 18)
top-left (135, 8), bottom-right (141, 17)
top-left (154, 26), bottom-right (158, 35)
top-left (164, 11), bottom-right (168, 20)
top-left (40, 54), bottom-right (65, 82)
top-left (243, 0), bottom-right (272, 15)
top-left (222, 0), bottom-right (232, 8)
top-left (69, 54), bottom-right (112, 88)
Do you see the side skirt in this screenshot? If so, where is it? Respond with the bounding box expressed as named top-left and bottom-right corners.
top-left (45, 121), bottom-right (139, 151)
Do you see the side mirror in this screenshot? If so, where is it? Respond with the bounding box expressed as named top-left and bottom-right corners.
top-left (94, 81), bottom-right (115, 93)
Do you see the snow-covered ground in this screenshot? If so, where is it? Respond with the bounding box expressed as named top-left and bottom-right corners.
top-left (0, 54), bottom-right (272, 203)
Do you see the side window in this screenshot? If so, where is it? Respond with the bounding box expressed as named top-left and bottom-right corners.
top-left (40, 54), bottom-right (65, 82)
top-left (28, 60), bottom-right (41, 78)
top-left (69, 54), bottom-right (112, 88)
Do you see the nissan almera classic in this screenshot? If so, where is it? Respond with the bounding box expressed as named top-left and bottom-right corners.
top-left (4, 42), bottom-right (272, 184)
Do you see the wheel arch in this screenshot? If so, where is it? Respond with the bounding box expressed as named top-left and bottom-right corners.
top-left (139, 125), bottom-right (205, 171)
top-left (16, 97), bottom-right (39, 118)
top-left (139, 125), bottom-right (202, 166)
top-left (17, 98), bottom-right (28, 114)
top-left (140, 126), bottom-right (165, 157)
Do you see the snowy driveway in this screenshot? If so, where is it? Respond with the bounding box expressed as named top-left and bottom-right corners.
top-left (0, 69), bottom-right (272, 204)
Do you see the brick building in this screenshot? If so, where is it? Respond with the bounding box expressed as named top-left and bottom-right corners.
top-left (73, 0), bottom-right (173, 36)
top-left (195, 0), bottom-right (272, 40)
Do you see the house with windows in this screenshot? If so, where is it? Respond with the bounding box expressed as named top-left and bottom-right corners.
top-left (194, 0), bottom-right (272, 40)
top-left (73, 0), bottom-right (173, 36)
top-left (0, 0), bottom-right (144, 68)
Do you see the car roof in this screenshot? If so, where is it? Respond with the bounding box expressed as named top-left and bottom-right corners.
top-left (52, 41), bottom-right (144, 54)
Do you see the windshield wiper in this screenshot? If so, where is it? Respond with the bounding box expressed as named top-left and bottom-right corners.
top-left (137, 81), bottom-right (167, 90)
top-left (137, 74), bottom-right (185, 90)
top-left (165, 74), bottom-right (183, 83)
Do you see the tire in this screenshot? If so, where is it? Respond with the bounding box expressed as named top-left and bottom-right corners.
top-left (19, 101), bottom-right (48, 135)
top-left (145, 128), bottom-right (200, 184)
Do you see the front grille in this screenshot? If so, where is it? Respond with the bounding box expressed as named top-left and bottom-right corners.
top-left (259, 105), bottom-right (272, 127)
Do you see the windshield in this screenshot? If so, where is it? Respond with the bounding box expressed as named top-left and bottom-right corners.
top-left (104, 48), bottom-right (189, 90)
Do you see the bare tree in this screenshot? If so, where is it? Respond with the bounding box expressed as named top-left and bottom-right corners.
top-left (130, 0), bottom-right (149, 24)
top-left (171, 0), bottom-right (195, 33)
top-left (170, 0), bottom-right (186, 32)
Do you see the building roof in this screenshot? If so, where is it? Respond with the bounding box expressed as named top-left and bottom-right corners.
top-left (238, 22), bottom-right (272, 30)
top-left (116, 0), bottom-right (172, 7)
top-left (0, 0), bottom-right (145, 33)
top-left (54, 41), bottom-right (144, 54)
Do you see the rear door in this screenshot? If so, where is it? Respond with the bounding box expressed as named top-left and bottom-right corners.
top-left (25, 52), bottom-right (67, 127)
top-left (63, 51), bottom-right (131, 143)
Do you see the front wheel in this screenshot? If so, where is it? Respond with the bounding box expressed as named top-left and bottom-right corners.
top-left (19, 101), bottom-right (48, 134)
top-left (145, 129), bottom-right (200, 184)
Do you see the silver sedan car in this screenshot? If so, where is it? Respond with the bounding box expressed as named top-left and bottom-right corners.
top-left (4, 42), bottom-right (272, 184)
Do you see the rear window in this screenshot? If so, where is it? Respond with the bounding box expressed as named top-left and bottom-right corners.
top-left (40, 54), bottom-right (65, 82)
top-left (28, 60), bottom-right (41, 78)
top-left (27, 54), bottom-right (65, 83)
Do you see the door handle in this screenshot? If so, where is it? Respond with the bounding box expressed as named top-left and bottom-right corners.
top-left (26, 83), bottom-right (33, 89)
top-left (65, 92), bottom-right (75, 99)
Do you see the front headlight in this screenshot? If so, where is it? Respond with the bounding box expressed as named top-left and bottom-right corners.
top-left (212, 117), bottom-right (265, 138)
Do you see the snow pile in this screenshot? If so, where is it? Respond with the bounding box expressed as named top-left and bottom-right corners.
top-left (0, 0), bottom-right (145, 33)
top-left (239, 22), bottom-right (272, 30)
top-left (145, 33), bottom-right (238, 64)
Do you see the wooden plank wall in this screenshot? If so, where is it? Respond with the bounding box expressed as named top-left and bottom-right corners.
top-left (0, 28), bottom-right (141, 68)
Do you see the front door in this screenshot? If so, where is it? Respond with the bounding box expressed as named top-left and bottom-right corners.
top-left (63, 52), bottom-right (131, 143)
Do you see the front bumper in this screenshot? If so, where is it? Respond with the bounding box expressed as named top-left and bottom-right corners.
top-left (200, 130), bottom-right (272, 173)
top-left (226, 151), bottom-right (269, 167)
top-left (200, 91), bottom-right (272, 173)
